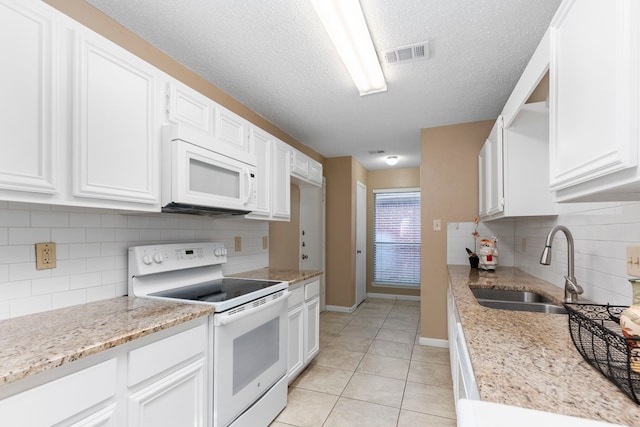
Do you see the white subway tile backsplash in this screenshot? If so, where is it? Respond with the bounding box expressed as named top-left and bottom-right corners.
top-left (9, 262), bottom-right (52, 281)
top-left (31, 211), bottom-right (69, 228)
top-left (0, 205), bottom-right (269, 318)
top-left (69, 272), bottom-right (102, 290)
top-left (69, 243), bottom-right (102, 259)
top-left (10, 294), bottom-right (52, 317)
top-left (0, 210), bottom-right (30, 227)
top-left (32, 276), bottom-right (70, 296)
top-left (86, 284), bottom-right (116, 302)
top-left (86, 256), bottom-right (116, 273)
top-left (9, 228), bottom-right (50, 245)
top-left (52, 228), bottom-right (86, 243)
top-left (52, 289), bottom-right (87, 310)
top-left (69, 212), bottom-right (101, 228)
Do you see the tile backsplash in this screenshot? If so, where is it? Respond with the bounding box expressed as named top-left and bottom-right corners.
top-left (0, 202), bottom-right (268, 319)
top-left (448, 201), bottom-right (640, 306)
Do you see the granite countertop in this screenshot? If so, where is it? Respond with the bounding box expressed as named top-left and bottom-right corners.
top-left (230, 267), bottom-right (323, 286)
top-left (0, 297), bottom-right (213, 386)
top-left (448, 265), bottom-right (640, 426)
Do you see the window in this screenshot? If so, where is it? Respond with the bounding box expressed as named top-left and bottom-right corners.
top-left (373, 188), bottom-right (421, 287)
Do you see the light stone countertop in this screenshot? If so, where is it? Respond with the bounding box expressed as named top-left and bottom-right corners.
top-left (448, 265), bottom-right (640, 426)
top-left (0, 297), bottom-right (213, 386)
top-left (229, 267), bottom-right (323, 286)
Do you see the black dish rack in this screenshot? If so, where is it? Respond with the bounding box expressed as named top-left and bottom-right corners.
top-left (565, 303), bottom-right (640, 404)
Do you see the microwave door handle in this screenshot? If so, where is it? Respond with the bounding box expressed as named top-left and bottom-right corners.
top-left (242, 167), bottom-right (252, 205)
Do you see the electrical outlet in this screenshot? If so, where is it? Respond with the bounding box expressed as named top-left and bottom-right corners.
top-left (627, 246), bottom-right (640, 277)
top-left (235, 236), bottom-right (242, 252)
top-left (262, 236), bottom-right (268, 250)
top-left (521, 238), bottom-right (527, 252)
top-left (36, 242), bottom-right (56, 270)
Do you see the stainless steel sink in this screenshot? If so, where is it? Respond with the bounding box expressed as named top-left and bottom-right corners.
top-left (471, 288), bottom-right (566, 315)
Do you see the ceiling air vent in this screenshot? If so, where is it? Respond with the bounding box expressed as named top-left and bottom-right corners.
top-left (368, 150), bottom-right (386, 155)
top-left (381, 41), bottom-right (430, 65)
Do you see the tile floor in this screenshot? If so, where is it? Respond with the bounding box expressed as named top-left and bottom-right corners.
top-left (271, 298), bottom-right (456, 427)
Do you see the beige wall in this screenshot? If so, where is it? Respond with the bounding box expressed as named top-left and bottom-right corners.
top-left (269, 185), bottom-right (301, 269)
top-left (325, 157), bottom-right (369, 308)
top-left (420, 120), bottom-right (493, 340)
top-left (366, 168), bottom-right (421, 297)
top-left (44, 0), bottom-right (323, 163)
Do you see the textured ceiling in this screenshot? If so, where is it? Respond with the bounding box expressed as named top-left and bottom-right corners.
top-left (86, 0), bottom-right (561, 170)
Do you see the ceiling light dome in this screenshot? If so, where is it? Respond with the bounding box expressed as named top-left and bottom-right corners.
top-left (385, 156), bottom-right (398, 166)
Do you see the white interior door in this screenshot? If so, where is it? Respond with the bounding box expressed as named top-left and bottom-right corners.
top-left (355, 181), bottom-right (366, 306)
top-left (299, 184), bottom-right (326, 310)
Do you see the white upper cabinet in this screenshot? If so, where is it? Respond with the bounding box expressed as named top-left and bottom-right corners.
top-left (72, 26), bottom-right (163, 208)
top-left (245, 129), bottom-right (291, 221)
top-left (549, 0), bottom-right (640, 202)
top-left (291, 149), bottom-right (322, 187)
top-left (479, 28), bottom-right (557, 221)
top-left (0, 0), bottom-right (163, 211)
top-left (0, 0), bottom-right (59, 197)
top-left (166, 80), bottom-right (216, 141)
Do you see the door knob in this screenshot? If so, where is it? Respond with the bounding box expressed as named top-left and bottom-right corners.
top-left (357, 250), bottom-right (362, 254)
top-left (302, 254), bottom-right (309, 260)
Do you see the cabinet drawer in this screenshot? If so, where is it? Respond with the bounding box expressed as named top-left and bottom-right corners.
top-left (0, 359), bottom-right (117, 426)
top-left (288, 286), bottom-right (304, 308)
top-left (128, 323), bottom-right (207, 387)
top-left (305, 279), bottom-right (320, 301)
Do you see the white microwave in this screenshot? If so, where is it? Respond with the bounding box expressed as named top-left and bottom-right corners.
top-left (161, 126), bottom-right (257, 215)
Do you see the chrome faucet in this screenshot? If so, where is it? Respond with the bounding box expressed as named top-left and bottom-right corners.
top-left (540, 225), bottom-right (584, 302)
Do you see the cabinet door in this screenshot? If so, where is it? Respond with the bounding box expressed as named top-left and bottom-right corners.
top-left (68, 404), bottom-right (118, 427)
top-left (549, 0), bottom-right (639, 191)
top-left (215, 107), bottom-right (254, 164)
top-left (0, 0), bottom-right (58, 195)
top-left (291, 149), bottom-right (310, 178)
top-left (248, 128), bottom-right (271, 216)
top-left (272, 139), bottom-right (292, 220)
top-left (72, 28), bottom-right (160, 207)
top-left (287, 304), bottom-right (305, 383)
top-left (167, 81), bottom-right (216, 140)
top-left (478, 142), bottom-right (489, 217)
top-left (304, 297), bottom-right (320, 363)
top-left (128, 359), bottom-right (206, 427)
top-left (308, 159), bottom-right (323, 186)
top-left (487, 117), bottom-right (504, 215)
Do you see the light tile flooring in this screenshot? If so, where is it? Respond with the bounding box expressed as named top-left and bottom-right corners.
top-left (271, 298), bottom-right (456, 427)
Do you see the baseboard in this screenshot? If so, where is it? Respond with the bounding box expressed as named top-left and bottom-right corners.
top-left (325, 304), bottom-right (358, 313)
top-left (419, 337), bottom-right (449, 348)
top-left (367, 293), bottom-right (420, 301)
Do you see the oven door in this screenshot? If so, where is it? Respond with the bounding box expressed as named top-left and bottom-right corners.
top-left (212, 292), bottom-right (289, 427)
top-left (163, 137), bottom-right (257, 212)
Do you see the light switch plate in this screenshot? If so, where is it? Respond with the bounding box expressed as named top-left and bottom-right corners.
top-left (627, 246), bottom-right (640, 277)
top-left (433, 219), bottom-right (441, 232)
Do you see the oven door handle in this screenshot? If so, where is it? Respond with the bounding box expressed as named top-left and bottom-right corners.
top-left (215, 291), bottom-right (290, 326)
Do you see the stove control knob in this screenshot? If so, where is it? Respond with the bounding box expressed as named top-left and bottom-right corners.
top-left (142, 255), bottom-right (152, 265)
top-left (153, 254), bottom-right (163, 264)
top-left (214, 248), bottom-right (222, 257)
top-left (222, 248), bottom-right (227, 256)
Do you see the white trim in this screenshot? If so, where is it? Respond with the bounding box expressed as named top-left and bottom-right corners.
top-left (366, 293), bottom-right (420, 301)
top-left (419, 337), bottom-right (449, 348)
top-left (372, 281), bottom-right (420, 289)
top-left (325, 304), bottom-right (358, 313)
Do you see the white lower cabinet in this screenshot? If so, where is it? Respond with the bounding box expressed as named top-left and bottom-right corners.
top-left (0, 318), bottom-right (208, 427)
top-left (447, 287), bottom-right (479, 414)
top-left (287, 278), bottom-right (320, 383)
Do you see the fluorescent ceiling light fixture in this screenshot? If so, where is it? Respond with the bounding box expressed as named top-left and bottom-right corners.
top-left (310, 0), bottom-right (387, 96)
top-left (385, 156), bottom-right (398, 166)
